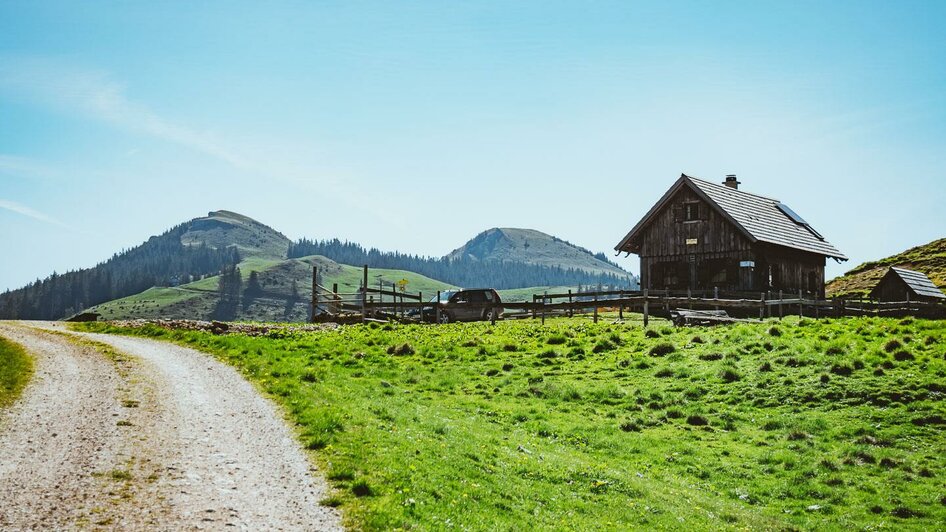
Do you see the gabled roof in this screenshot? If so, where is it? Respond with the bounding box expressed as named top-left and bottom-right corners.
top-left (615, 174), bottom-right (847, 260)
top-left (876, 267), bottom-right (946, 299)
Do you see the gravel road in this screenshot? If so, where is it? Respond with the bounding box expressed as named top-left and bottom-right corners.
top-left (0, 321), bottom-right (343, 531)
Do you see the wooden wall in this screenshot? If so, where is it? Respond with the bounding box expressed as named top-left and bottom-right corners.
top-left (872, 274), bottom-right (911, 302)
top-left (634, 185), bottom-right (827, 296)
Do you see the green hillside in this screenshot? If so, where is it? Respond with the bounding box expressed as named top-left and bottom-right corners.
top-left (89, 255), bottom-right (457, 321)
top-left (447, 228), bottom-right (630, 277)
top-left (827, 238), bottom-right (946, 298)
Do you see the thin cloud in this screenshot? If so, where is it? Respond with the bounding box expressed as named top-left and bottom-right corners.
top-left (0, 55), bottom-right (249, 169)
top-left (0, 55), bottom-right (407, 226)
top-left (0, 198), bottom-right (73, 230)
top-left (0, 154), bottom-right (60, 180)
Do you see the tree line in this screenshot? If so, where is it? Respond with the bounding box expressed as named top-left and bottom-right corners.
top-left (0, 223), bottom-right (241, 320)
top-left (288, 238), bottom-right (636, 290)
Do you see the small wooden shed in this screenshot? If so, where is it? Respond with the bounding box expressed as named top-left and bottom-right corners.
top-left (869, 267), bottom-right (946, 303)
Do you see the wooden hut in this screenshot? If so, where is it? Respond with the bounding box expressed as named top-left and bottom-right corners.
top-left (869, 267), bottom-right (945, 303)
top-left (615, 174), bottom-right (847, 298)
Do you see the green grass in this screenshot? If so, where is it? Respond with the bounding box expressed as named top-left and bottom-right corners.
top-left (77, 315), bottom-right (946, 530)
top-left (0, 336), bottom-right (34, 408)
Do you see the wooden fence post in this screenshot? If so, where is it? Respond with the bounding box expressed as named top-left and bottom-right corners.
top-left (541, 291), bottom-right (547, 325)
top-left (778, 290), bottom-right (783, 319)
top-left (332, 283), bottom-right (339, 315)
top-left (759, 292), bottom-right (765, 321)
top-left (798, 289), bottom-right (804, 318)
top-left (361, 265), bottom-right (368, 322)
top-left (315, 266), bottom-right (322, 321)
top-left (643, 288), bottom-right (649, 327)
top-left (532, 295), bottom-right (537, 320)
top-left (593, 291), bottom-right (598, 323)
top-left (436, 291), bottom-right (441, 324)
top-left (568, 289), bottom-right (573, 318)
top-left (714, 286), bottom-right (719, 311)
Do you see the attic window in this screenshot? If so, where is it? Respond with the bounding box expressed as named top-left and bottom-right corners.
top-left (684, 202), bottom-right (701, 221)
top-left (776, 202), bottom-right (824, 240)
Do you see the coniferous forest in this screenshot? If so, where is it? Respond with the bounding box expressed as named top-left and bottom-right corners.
top-left (0, 224), bottom-right (240, 320)
top-left (288, 238), bottom-right (635, 290)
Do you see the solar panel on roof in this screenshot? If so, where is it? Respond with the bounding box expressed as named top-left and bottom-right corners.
top-left (776, 203), bottom-right (806, 224)
top-left (777, 202), bottom-right (824, 240)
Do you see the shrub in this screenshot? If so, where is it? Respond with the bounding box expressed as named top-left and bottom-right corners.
top-left (351, 479), bottom-right (374, 497)
top-left (387, 343), bottom-right (415, 356)
top-left (893, 350), bottom-right (914, 361)
top-left (649, 343), bottom-right (675, 357)
top-left (592, 340), bottom-right (616, 353)
top-left (686, 414), bottom-right (709, 426)
top-left (884, 339), bottom-right (902, 353)
top-left (654, 367), bottom-right (675, 378)
top-left (830, 363), bottom-right (853, 376)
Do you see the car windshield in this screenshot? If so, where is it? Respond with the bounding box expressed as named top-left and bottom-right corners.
top-left (430, 291), bottom-right (456, 303)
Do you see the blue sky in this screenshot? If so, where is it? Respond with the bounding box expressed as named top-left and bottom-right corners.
top-left (1, 1), bottom-right (944, 291)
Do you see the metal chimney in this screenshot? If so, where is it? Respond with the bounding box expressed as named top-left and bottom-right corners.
top-left (723, 174), bottom-right (740, 189)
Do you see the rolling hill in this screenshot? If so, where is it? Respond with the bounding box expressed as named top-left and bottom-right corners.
top-left (447, 228), bottom-right (628, 276)
top-left (826, 237), bottom-right (946, 298)
top-left (3, 210), bottom-right (635, 321)
top-left (89, 255), bottom-right (456, 322)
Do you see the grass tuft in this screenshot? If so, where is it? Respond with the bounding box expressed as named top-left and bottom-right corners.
top-left (0, 337), bottom-right (33, 409)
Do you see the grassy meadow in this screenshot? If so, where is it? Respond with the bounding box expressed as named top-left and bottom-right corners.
top-left (77, 316), bottom-right (946, 530)
top-left (0, 336), bottom-right (33, 408)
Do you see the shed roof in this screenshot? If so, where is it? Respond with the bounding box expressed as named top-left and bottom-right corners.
top-left (615, 174), bottom-right (847, 260)
top-left (881, 267), bottom-right (946, 299)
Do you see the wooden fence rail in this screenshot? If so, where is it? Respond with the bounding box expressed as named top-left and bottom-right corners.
top-left (309, 265), bottom-right (946, 324)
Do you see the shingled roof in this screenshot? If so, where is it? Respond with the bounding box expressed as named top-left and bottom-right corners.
top-left (615, 174), bottom-right (847, 260)
top-left (876, 267), bottom-right (946, 300)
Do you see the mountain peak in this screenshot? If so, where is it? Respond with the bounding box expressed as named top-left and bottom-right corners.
top-left (448, 227), bottom-right (630, 277)
top-left (182, 210), bottom-right (291, 260)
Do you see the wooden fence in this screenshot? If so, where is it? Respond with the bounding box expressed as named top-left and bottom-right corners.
top-left (309, 266), bottom-right (946, 325)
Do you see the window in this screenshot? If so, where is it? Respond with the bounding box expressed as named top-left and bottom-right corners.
top-left (684, 202), bottom-right (700, 221)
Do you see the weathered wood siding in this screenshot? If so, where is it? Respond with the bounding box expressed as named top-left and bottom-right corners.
top-left (637, 188), bottom-right (753, 258)
top-left (638, 187), bottom-right (755, 291)
top-left (634, 185), bottom-right (827, 296)
top-left (754, 244), bottom-right (827, 298)
top-left (872, 274), bottom-right (911, 302)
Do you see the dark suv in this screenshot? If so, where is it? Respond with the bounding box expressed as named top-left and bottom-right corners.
top-left (415, 289), bottom-right (503, 323)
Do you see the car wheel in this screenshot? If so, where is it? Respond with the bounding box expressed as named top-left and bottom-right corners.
top-left (483, 308), bottom-right (495, 322)
top-left (439, 311), bottom-right (451, 324)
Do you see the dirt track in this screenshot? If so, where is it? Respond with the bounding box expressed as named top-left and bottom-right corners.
top-left (0, 321), bottom-right (342, 531)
